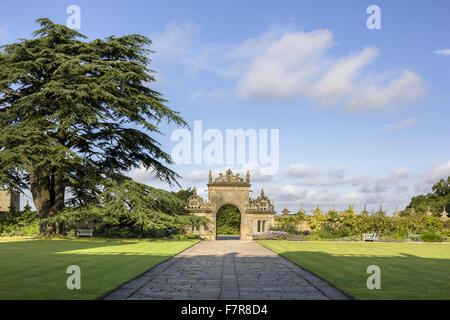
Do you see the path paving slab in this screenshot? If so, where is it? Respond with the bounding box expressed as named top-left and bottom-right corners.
top-left (102, 240), bottom-right (351, 300)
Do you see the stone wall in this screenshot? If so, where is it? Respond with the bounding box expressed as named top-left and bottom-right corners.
top-left (0, 190), bottom-right (20, 213)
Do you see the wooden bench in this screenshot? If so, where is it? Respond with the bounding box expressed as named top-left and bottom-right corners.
top-left (363, 233), bottom-right (378, 242)
top-left (77, 229), bottom-right (93, 237)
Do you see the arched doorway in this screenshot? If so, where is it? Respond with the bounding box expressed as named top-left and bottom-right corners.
top-left (216, 204), bottom-right (240, 240)
top-left (185, 169), bottom-right (275, 240)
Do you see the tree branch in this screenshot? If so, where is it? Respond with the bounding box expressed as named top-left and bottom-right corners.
top-left (0, 89), bottom-right (21, 97)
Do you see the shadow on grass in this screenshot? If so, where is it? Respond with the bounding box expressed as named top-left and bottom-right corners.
top-left (0, 238), bottom-right (198, 300)
top-left (268, 249), bottom-right (450, 300)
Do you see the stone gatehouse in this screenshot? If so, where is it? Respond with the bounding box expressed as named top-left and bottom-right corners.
top-left (185, 169), bottom-right (275, 240)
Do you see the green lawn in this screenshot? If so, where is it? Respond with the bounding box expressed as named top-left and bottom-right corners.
top-left (259, 241), bottom-right (450, 300)
top-left (0, 237), bottom-right (198, 299)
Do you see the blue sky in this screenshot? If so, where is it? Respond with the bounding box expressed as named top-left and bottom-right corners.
top-left (1, 0), bottom-right (449, 214)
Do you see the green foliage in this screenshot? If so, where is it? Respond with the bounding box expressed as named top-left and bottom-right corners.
top-left (308, 206), bottom-right (325, 230)
top-left (432, 177), bottom-right (450, 196)
top-left (289, 209), bottom-right (448, 241)
top-left (171, 188), bottom-right (194, 203)
top-left (0, 206), bottom-right (39, 236)
top-left (44, 178), bottom-right (209, 238)
top-left (420, 231), bottom-right (443, 242)
top-left (270, 223), bottom-right (298, 234)
top-left (300, 179), bottom-right (450, 241)
top-left (403, 177), bottom-right (450, 216)
top-left (316, 223), bottom-right (352, 240)
top-left (170, 233), bottom-right (202, 240)
top-left (216, 204), bottom-right (240, 235)
top-left (0, 18), bottom-right (187, 235)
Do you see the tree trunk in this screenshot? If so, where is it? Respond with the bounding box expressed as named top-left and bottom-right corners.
top-left (49, 166), bottom-right (65, 234)
top-left (30, 163), bottom-right (52, 235)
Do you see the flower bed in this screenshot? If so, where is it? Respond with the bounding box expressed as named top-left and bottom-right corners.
top-left (253, 230), bottom-right (288, 240)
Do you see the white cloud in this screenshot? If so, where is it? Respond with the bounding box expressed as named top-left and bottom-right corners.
top-left (151, 22), bottom-right (197, 62)
top-left (279, 163), bottom-right (414, 213)
top-left (236, 29), bottom-right (425, 111)
top-left (151, 21), bottom-right (225, 76)
top-left (285, 163), bottom-right (363, 187)
top-left (358, 167), bottom-right (411, 194)
top-left (345, 70), bottom-right (426, 112)
top-left (285, 163), bottom-right (319, 178)
top-left (390, 117), bottom-right (420, 129)
top-left (183, 170), bottom-right (210, 182)
top-left (126, 165), bottom-right (159, 185)
top-left (415, 161), bottom-right (450, 193)
top-left (183, 164), bottom-right (274, 184)
top-left (238, 30), bottom-right (333, 100)
top-left (311, 47), bottom-right (379, 105)
top-left (431, 49), bottom-right (450, 56)
top-left (150, 23), bottom-right (425, 110)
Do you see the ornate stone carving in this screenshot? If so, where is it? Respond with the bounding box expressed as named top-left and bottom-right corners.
top-left (208, 169), bottom-right (250, 187)
top-left (186, 169), bottom-right (275, 240)
top-left (185, 188), bottom-right (212, 213)
top-left (247, 188), bottom-right (274, 214)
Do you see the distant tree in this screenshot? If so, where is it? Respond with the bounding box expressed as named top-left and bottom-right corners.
top-left (172, 188), bottom-right (194, 203)
top-left (432, 177), bottom-right (450, 197)
top-left (403, 176), bottom-right (450, 216)
top-left (308, 206), bottom-right (325, 230)
top-left (325, 208), bottom-right (340, 223)
top-left (373, 205), bottom-right (386, 217)
top-left (295, 208), bottom-right (307, 220)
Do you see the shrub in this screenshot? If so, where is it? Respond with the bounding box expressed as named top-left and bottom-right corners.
top-left (316, 223), bottom-right (351, 239)
top-left (172, 233), bottom-right (202, 240)
top-left (270, 223), bottom-right (298, 234)
top-left (420, 231), bottom-right (443, 242)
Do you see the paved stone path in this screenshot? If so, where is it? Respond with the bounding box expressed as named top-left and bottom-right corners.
top-left (103, 240), bottom-right (351, 300)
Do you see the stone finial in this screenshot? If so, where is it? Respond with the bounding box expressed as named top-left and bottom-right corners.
top-left (394, 205), bottom-right (400, 217)
top-left (193, 187), bottom-right (197, 197)
top-left (362, 204), bottom-right (369, 216)
top-left (282, 205), bottom-right (290, 216)
top-left (261, 188), bottom-right (264, 197)
top-left (246, 170), bottom-right (250, 183)
top-left (298, 204), bottom-right (305, 214)
top-left (441, 206), bottom-right (448, 221)
top-left (208, 170), bottom-right (212, 184)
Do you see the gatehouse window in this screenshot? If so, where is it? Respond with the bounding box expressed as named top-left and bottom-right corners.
top-left (262, 221), bottom-right (266, 232)
top-left (257, 220), bottom-right (261, 232)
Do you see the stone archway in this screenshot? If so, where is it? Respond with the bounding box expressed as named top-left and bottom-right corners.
top-left (215, 204), bottom-right (241, 240)
top-left (185, 169), bottom-right (275, 240)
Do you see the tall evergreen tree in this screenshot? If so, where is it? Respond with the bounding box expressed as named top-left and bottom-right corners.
top-left (0, 18), bottom-right (186, 234)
